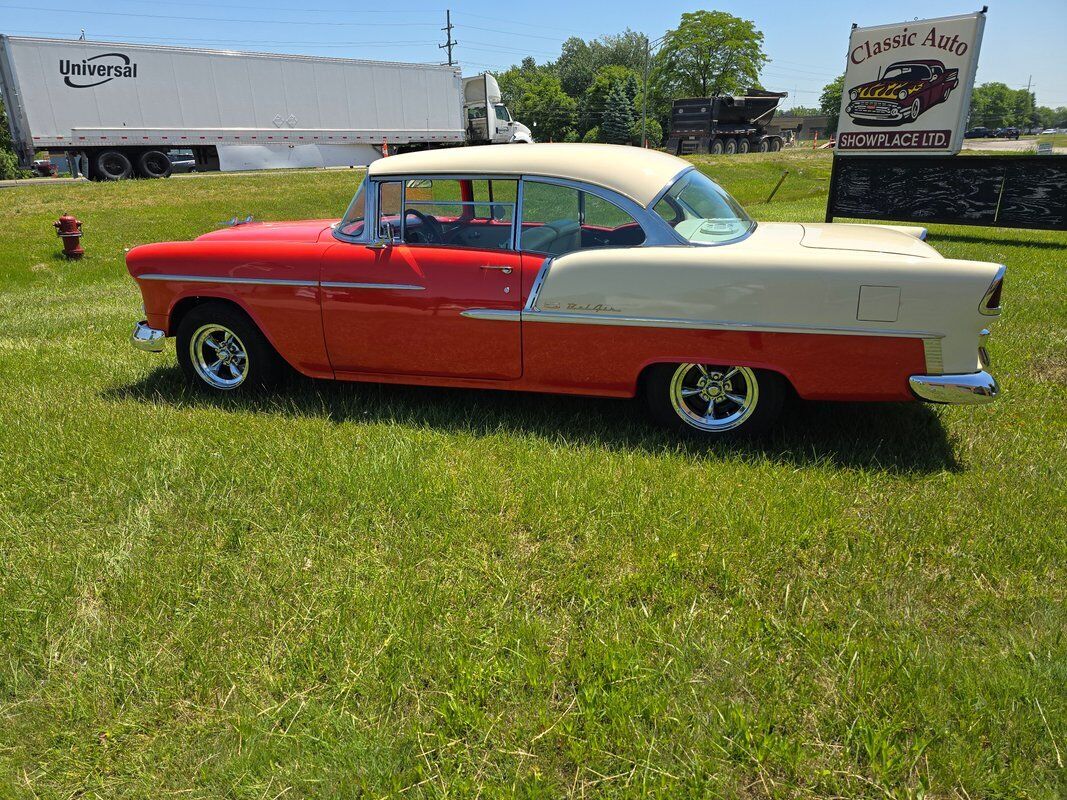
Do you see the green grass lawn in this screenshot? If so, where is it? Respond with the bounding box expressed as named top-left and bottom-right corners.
top-left (0, 151), bottom-right (1064, 799)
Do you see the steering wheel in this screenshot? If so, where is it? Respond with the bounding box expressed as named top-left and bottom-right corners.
top-left (403, 208), bottom-right (443, 244)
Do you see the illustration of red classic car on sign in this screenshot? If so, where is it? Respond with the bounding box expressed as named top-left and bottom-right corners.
top-left (845, 59), bottom-right (959, 125)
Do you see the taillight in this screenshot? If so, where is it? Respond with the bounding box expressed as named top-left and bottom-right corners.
top-left (980, 266), bottom-right (1005, 316)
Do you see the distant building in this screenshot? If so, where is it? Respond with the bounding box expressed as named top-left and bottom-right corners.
top-left (773, 114), bottom-right (832, 140)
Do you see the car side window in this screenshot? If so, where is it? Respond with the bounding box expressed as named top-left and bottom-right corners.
top-left (520, 181), bottom-right (645, 255)
top-left (377, 178), bottom-right (517, 250)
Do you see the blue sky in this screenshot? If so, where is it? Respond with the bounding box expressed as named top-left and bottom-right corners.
top-left (4, 0), bottom-right (1065, 108)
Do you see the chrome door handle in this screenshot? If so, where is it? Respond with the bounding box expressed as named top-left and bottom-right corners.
top-left (481, 265), bottom-right (513, 275)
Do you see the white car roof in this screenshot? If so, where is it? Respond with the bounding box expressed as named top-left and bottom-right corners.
top-left (368, 143), bottom-right (691, 207)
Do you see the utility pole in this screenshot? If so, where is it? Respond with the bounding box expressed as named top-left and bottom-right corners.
top-left (440, 10), bottom-right (457, 67)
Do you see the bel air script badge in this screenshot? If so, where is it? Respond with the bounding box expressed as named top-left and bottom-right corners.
top-left (547, 302), bottom-right (623, 313)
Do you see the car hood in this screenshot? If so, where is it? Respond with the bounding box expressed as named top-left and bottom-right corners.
top-left (741, 222), bottom-right (939, 259)
top-left (196, 219), bottom-right (338, 243)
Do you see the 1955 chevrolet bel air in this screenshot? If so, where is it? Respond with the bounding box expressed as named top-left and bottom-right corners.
top-left (128, 143), bottom-right (1002, 438)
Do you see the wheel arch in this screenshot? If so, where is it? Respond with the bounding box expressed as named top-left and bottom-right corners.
top-left (635, 358), bottom-right (798, 398)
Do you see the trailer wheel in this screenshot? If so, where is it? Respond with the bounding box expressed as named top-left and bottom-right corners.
top-left (738, 139), bottom-right (750, 154)
top-left (95, 150), bottom-right (133, 181)
top-left (711, 139), bottom-right (724, 155)
top-left (757, 139), bottom-right (770, 153)
top-left (136, 150), bottom-right (173, 179)
top-left (724, 138), bottom-right (738, 155)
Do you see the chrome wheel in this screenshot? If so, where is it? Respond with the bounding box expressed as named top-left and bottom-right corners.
top-left (669, 363), bottom-right (759, 432)
top-left (190, 324), bottom-right (249, 389)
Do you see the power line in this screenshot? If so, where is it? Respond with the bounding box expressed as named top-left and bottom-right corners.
top-left (0, 3), bottom-right (440, 26)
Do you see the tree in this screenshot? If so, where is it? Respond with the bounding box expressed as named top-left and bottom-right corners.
top-left (497, 68), bottom-right (577, 143)
top-left (630, 117), bottom-right (662, 147)
top-left (0, 96), bottom-right (21, 180)
top-left (653, 11), bottom-right (767, 98)
top-left (601, 82), bottom-right (635, 144)
top-left (820, 75), bottom-right (844, 135)
top-left (555, 37), bottom-right (595, 98)
top-left (578, 65), bottom-right (640, 136)
top-left (781, 106), bottom-right (820, 117)
top-left (969, 83), bottom-right (1035, 128)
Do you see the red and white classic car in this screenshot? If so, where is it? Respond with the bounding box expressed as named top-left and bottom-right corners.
top-left (845, 59), bottom-right (960, 126)
top-left (128, 144), bottom-right (1002, 438)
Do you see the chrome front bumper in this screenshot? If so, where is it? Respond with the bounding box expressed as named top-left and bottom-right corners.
top-left (909, 371), bottom-right (999, 405)
top-left (131, 320), bottom-right (166, 353)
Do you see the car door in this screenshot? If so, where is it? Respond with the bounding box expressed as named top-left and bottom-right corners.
top-left (321, 177), bottom-right (522, 380)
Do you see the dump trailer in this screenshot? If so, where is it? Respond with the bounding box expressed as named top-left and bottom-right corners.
top-left (666, 90), bottom-right (787, 156)
top-left (0, 35), bottom-right (531, 179)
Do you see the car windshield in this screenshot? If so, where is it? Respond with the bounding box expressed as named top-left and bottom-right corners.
top-left (338, 178), bottom-right (366, 237)
top-left (653, 170), bottom-right (754, 244)
top-left (882, 64), bottom-right (930, 81)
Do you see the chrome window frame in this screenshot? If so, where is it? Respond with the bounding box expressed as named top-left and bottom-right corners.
top-left (517, 175), bottom-right (679, 253)
top-left (334, 173), bottom-right (521, 250)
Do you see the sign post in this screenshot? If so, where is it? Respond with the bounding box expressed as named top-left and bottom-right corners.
top-left (835, 10), bottom-right (986, 156)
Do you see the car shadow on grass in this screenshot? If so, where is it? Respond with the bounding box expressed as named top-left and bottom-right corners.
top-left (104, 365), bottom-right (961, 475)
top-left (931, 231), bottom-right (1067, 250)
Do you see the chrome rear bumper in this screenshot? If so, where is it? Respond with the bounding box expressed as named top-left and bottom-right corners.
top-left (909, 371), bottom-right (999, 404)
top-left (131, 320), bottom-right (166, 353)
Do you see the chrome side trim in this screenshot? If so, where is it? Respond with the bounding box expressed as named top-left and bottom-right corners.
top-left (979, 264), bottom-right (1006, 316)
top-left (978, 328), bottom-right (991, 368)
top-left (909, 371), bottom-right (999, 405)
top-left (519, 310), bottom-right (940, 339)
top-left (922, 338), bottom-right (944, 375)
top-left (131, 320), bottom-right (166, 353)
top-left (523, 257), bottom-right (553, 311)
top-left (320, 281), bottom-right (424, 291)
top-left (139, 274), bottom-right (318, 287)
top-left (460, 309), bottom-right (521, 322)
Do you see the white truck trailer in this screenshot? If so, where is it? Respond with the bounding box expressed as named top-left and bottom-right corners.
top-left (0, 35), bottom-right (532, 179)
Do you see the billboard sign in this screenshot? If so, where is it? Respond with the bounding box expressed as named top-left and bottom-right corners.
top-left (836, 11), bottom-right (985, 155)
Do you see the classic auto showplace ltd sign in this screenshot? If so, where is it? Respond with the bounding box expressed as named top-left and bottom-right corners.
top-left (835, 11), bottom-right (985, 156)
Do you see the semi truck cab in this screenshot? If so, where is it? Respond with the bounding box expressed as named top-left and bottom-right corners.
top-left (462, 73), bottom-right (534, 145)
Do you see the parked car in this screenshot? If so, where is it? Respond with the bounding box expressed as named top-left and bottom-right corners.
top-left (168, 149), bottom-right (197, 174)
top-left (127, 144), bottom-right (1003, 438)
top-left (965, 127), bottom-right (992, 138)
top-left (845, 59), bottom-right (959, 126)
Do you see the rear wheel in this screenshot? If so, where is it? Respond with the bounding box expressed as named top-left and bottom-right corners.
top-left (176, 302), bottom-right (282, 393)
top-left (711, 139), bottom-right (724, 155)
top-left (724, 138), bottom-right (738, 155)
top-left (644, 362), bottom-right (785, 439)
top-left (738, 139), bottom-right (750, 154)
top-left (136, 150), bottom-right (173, 179)
top-left (95, 150), bottom-right (133, 180)
top-left (757, 139), bottom-right (770, 153)
top-left (768, 137), bottom-right (782, 152)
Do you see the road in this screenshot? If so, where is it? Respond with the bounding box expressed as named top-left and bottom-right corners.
top-left (962, 138), bottom-right (1067, 154)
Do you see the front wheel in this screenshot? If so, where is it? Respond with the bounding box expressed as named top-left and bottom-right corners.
top-left (176, 302), bottom-right (282, 393)
top-left (644, 363), bottom-right (786, 439)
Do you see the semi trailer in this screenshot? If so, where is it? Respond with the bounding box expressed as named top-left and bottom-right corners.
top-left (0, 35), bottom-right (532, 179)
top-left (665, 90), bottom-right (787, 156)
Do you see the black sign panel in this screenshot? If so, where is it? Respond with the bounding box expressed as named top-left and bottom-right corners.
top-left (825, 155), bottom-right (1067, 231)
